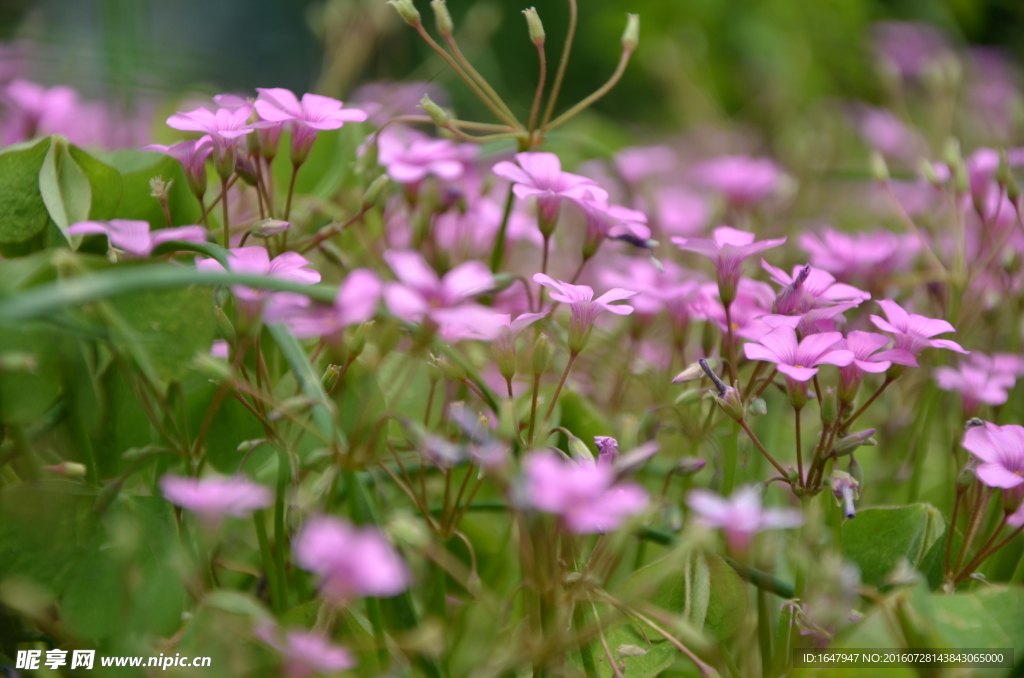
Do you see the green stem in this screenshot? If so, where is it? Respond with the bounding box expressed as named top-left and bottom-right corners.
top-left (273, 449), bottom-right (289, 612)
top-left (254, 510), bottom-right (282, 614)
top-left (220, 176), bottom-right (231, 246)
top-left (489, 185), bottom-right (516, 272)
top-left (540, 0), bottom-right (578, 130)
top-left (541, 352), bottom-right (578, 431)
top-left (573, 603), bottom-right (598, 678)
top-left (546, 46), bottom-right (634, 131)
top-left (757, 588), bottom-right (773, 676)
top-left (284, 162), bottom-right (300, 222)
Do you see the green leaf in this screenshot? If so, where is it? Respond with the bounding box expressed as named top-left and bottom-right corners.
top-left (0, 324), bottom-right (64, 424)
top-left (0, 137), bottom-right (51, 245)
top-left (39, 136), bottom-right (92, 237)
top-left (571, 621), bottom-right (679, 678)
top-left (69, 144), bottom-right (124, 219)
top-left (929, 586), bottom-right (1024, 652)
top-left (108, 284), bottom-right (218, 383)
top-left (841, 503), bottom-right (945, 587)
top-left (268, 324), bottom-right (340, 447)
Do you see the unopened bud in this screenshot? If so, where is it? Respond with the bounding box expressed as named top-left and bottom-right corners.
top-left (954, 159), bottom-right (969, 194)
top-left (42, 462), bottom-right (87, 478)
top-left (235, 155), bottom-right (258, 186)
top-left (832, 429), bottom-right (876, 456)
top-left (673, 359), bottom-right (717, 384)
top-left (214, 306), bottom-right (236, 344)
top-left (918, 159), bottom-right (942, 187)
top-left (490, 273), bottom-right (516, 295)
top-left (430, 0), bottom-right (453, 36)
top-left (348, 321), bottom-right (373, 358)
top-left (565, 431), bottom-right (594, 463)
top-left (522, 7), bottom-right (545, 45)
top-left (322, 364), bottom-right (342, 393)
top-left (388, 0), bottom-right (421, 26)
top-left (748, 397), bottom-right (767, 417)
top-left (193, 353), bottom-right (232, 381)
top-left (675, 457), bottom-right (706, 477)
top-left (821, 386), bottom-right (838, 425)
top-left (362, 174), bottom-right (390, 209)
top-left (674, 388), bottom-right (705, 406)
top-left (387, 512), bottom-right (431, 549)
top-left (236, 438), bottom-right (268, 454)
top-left (943, 138), bottom-right (962, 169)
top-left (716, 386), bottom-right (745, 422)
top-left (251, 219), bottom-right (291, 238)
top-left (433, 354), bottom-right (467, 382)
top-left (956, 461), bottom-right (976, 492)
top-left (498, 398), bottom-right (517, 440)
top-left (847, 455), bottom-right (864, 487)
top-left (621, 14), bottom-right (640, 51)
top-left (419, 94), bottom-right (450, 128)
top-left (869, 151), bottom-right (889, 182)
top-left (531, 334), bottom-right (550, 375)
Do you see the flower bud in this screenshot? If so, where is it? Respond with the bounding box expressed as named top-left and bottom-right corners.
top-left (674, 388), bottom-right (705, 406)
top-left (566, 432), bottom-right (594, 463)
top-left (433, 353), bottom-right (467, 382)
top-left (495, 329), bottom-right (517, 382)
top-left (869, 151), bottom-right (889, 182)
top-left (832, 429), bottom-right (876, 456)
top-left (348, 321), bottom-right (373, 359)
top-left (430, 0), bottom-right (453, 36)
top-left (362, 174), bottom-right (390, 209)
top-left (821, 386), bottom-right (838, 425)
top-left (621, 13), bottom-right (640, 52)
top-left (321, 364), bottom-right (342, 393)
top-left (748, 397), bottom-right (767, 417)
top-left (737, 429), bottom-right (752, 469)
top-left (522, 7), bottom-right (545, 45)
top-left (673, 359), bottom-right (717, 384)
top-left (490, 273), bottom-right (516, 294)
top-left (698, 358), bottom-right (728, 397)
top-left (716, 386), bottom-right (745, 422)
top-left (235, 154), bottom-right (258, 186)
top-left (419, 94), bottom-right (450, 128)
top-left (214, 307), bottom-right (236, 344)
top-left (251, 219), bottom-right (291, 237)
top-left (193, 353), bottom-right (232, 382)
top-left (236, 438), bottom-right (267, 454)
top-left (42, 462), bottom-right (87, 478)
top-left (498, 398), bottom-right (517, 441)
top-left (919, 159), bottom-right (942, 187)
top-left (388, 0), bottom-right (421, 26)
top-left (830, 470), bottom-right (860, 519)
top-left (701, 321), bottom-right (715, 358)
top-left (213, 143), bottom-right (236, 183)
top-left (956, 464), bottom-right (975, 492)
top-left (675, 457), bottom-right (706, 477)
top-left (847, 454), bottom-right (864, 487)
top-left (531, 334), bottom-right (550, 375)
top-left (943, 137), bottom-right (962, 169)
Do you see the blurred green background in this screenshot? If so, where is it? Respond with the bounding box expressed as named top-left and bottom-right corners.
top-left (1, 0), bottom-right (1022, 134)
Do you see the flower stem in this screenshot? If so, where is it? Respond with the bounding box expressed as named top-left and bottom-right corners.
top-left (541, 352), bottom-right (578, 432)
top-left (443, 33), bottom-right (520, 127)
top-left (489, 185), bottom-right (516, 272)
top-left (220, 177), bottom-right (231, 247)
top-left (253, 510), bottom-right (282, 614)
top-left (738, 419), bottom-right (789, 479)
top-left (794, 406), bottom-right (804, 486)
top-left (954, 486), bottom-right (992, 572)
top-left (528, 373), bottom-right (542, 445)
top-left (284, 161), bottom-right (300, 222)
top-left (723, 301), bottom-right (739, 386)
top-left (528, 41), bottom-right (547, 136)
top-left (842, 376), bottom-right (894, 431)
top-left (546, 46), bottom-right (634, 132)
top-left (540, 0), bottom-right (578, 130)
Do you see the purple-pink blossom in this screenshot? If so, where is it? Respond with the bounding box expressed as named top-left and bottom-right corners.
top-left (376, 126), bottom-right (477, 184)
top-left (66, 220), bottom-right (207, 258)
top-left (689, 155), bottom-right (784, 204)
top-left (522, 450), bottom-right (648, 534)
top-left (798, 227), bottom-right (919, 286)
top-left (293, 515), bottom-right (410, 601)
top-left (159, 474), bottom-right (271, 522)
top-left (256, 623), bottom-right (356, 678)
top-left (196, 246), bottom-right (321, 309)
top-left (762, 261), bottom-right (870, 314)
top-left (838, 330), bottom-right (916, 398)
top-left (382, 249), bottom-right (494, 336)
top-left (255, 88), bottom-right (367, 164)
top-left (574, 199), bottom-right (651, 257)
top-left (935, 352), bottom-right (1019, 415)
top-left (533, 273), bottom-right (636, 353)
top-left (166, 104), bottom-right (259, 177)
top-left (962, 422), bottom-right (1024, 492)
top-left (743, 326), bottom-right (854, 382)
top-left (687, 485), bottom-right (802, 551)
top-left (265, 269), bottom-right (382, 339)
top-left (492, 152), bottom-right (608, 225)
top-left (673, 226), bottom-right (786, 304)
top-left (869, 299), bottom-right (968, 356)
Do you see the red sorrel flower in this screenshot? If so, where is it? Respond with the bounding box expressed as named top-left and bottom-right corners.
top-left (935, 352), bottom-right (1019, 415)
top-left (798, 227), bottom-right (919, 287)
top-left (265, 269), bottom-right (382, 340)
top-left (256, 623), bottom-right (356, 678)
top-left (376, 126), bottom-right (477, 184)
top-left (837, 330), bottom-right (916, 401)
top-left (166, 104), bottom-right (259, 177)
top-left (869, 299), bottom-right (968, 356)
top-left (673, 226), bottom-right (785, 304)
top-left (255, 88), bottom-right (367, 164)
top-left (687, 485), bottom-right (802, 551)
top-left (962, 421), bottom-right (1024, 493)
top-left (66, 220), bottom-right (207, 258)
top-left (492, 152), bottom-right (608, 230)
top-left (196, 246), bottom-right (321, 313)
top-left (742, 325), bottom-right (854, 382)
top-left (159, 474), bottom-right (271, 523)
top-left (689, 155), bottom-right (784, 205)
top-left (533, 273), bottom-right (637, 353)
top-left (761, 261), bottom-right (870, 314)
top-left (142, 136), bottom-right (214, 198)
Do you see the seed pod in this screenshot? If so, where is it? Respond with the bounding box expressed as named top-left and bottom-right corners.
top-left (621, 13), bottom-right (640, 51)
top-left (388, 0), bottom-right (421, 26)
top-left (430, 0), bottom-right (453, 36)
top-left (522, 7), bottom-right (545, 45)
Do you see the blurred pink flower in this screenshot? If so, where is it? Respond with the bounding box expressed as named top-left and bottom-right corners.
top-left (600, 258), bottom-right (702, 323)
top-left (689, 155), bottom-right (783, 204)
top-left (265, 269), bottom-right (381, 339)
top-left (1, 79), bottom-right (77, 143)
top-left (573, 199), bottom-right (651, 256)
top-left (695, 278), bottom-right (775, 340)
top-left (869, 299), bottom-right (968, 356)
top-left (522, 450), bottom-right (648, 533)
top-left (196, 246), bottom-right (320, 309)
top-left (293, 515), bottom-right (410, 601)
top-left (159, 474), bottom-right (271, 521)
top-left (255, 88), bottom-right (366, 164)
top-left (871, 21), bottom-right (949, 78)
top-left (652, 186), bottom-right (710, 237)
top-left (210, 340), bottom-right (230, 358)
top-left (839, 329), bottom-right (916, 377)
top-left (798, 227), bottom-right (919, 285)
top-left (533, 273), bottom-right (636, 352)
top-left (142, 136), bottom-right (214, 197)
top-left (673, 226), bottom-right (786, 303)
top-left (613, 145), bottom-right (676, 184)
top-left (493, 152), bottom-right (608, 224)
top-left (687, 485), bottom-right (802, 551)
top-left (433, 194), bottom-right (541, 259)
top-left (382, 249), bottom-right (494, 335)
top-left (743, 326), bottom-right (853, 382)
top-left (376, 126), bottom-right (477, 184)
top-left (66, 220), bottom-right (207, 258)
top-left (962, 421), bottom-right (1024, 491)
top-left (935, 352), bottom-right (1020, 415)
top-left (256, 623), bottom-right (355, 678)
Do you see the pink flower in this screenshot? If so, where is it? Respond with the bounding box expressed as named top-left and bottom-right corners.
top-left (600, 258), bottom-right (702, 324)
top-left (382, 250), bottom-right (494, 335)
top-left (935, 352), bottom-right (1019, 415)
top-left (798, 227), bottom-right (919, 286)
top-left (695, 279), bottom-right (776, 340)
top-left (522, 451), bottom-right (648, 534)
top-left (687, 485), bottom-right (803, 551)
top-left (962, 422), bottom-right (1024, 491)
top-left (762, 261), bottom-right (870, 314)
top-left (293, 515), bottom-right (410, 601)
top-left (142, 136), bottom-right (214, 197)
top-left (255, 88), bottom-right (367, 164)
top-left (265, 269), bottom-right (382, 339)
top-left (869, 299), bottom-right (968, 356)
top-left (159, 474), bottom-right (271, 521)
top-left (533, 273), bottom-right (636, 353)
top-left (613, 145), bottom-right (676, 184)
top-left (743, 326), bottom-right (854, 382)
top-left (66, 220), bottom-right (207, 258)
top-left (256, 624), bottom-right (355, 678)
top-left (574, 199), bottom-right (651, 257)
top-left (166, 104), bottom-right (259, 176)
top-left (492, 152), bottom-right (608, 224)
top-left (376, 126), bottom-right (477, 184)
top-left (689, 155), bottom-right (784, 204)
top-left (673, 226), bottom-right (786, 303)
top-left (1, 79), bottom-right (78, 143)
top-left (871, 21), bottom-right (949, 78)
top-left (210, 340), bottom-right (230, 359)
top-left (652, 186), bottom-right (711, 237)
top-left (196, 246), bottom-right (320, 309)
top-left (433, 194), bottom-right (541, 260)
top-left (838, 330), bottom-right (916, 389)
